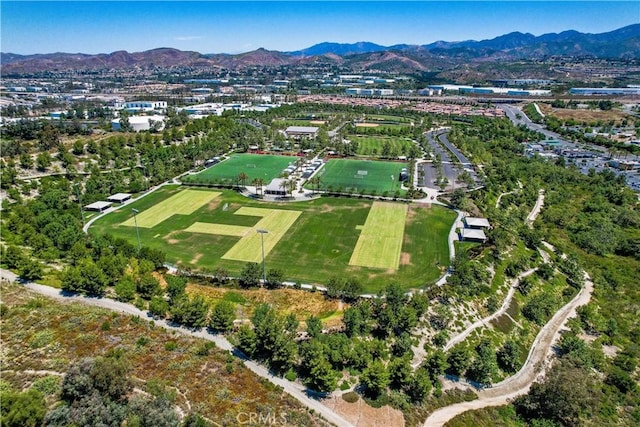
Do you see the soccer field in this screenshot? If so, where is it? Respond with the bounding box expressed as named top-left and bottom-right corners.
top-left (316, 159), bottom-right (407, 194)
top-left (352, 135), bottom-right (415, 157)
top-left (350, 202), bottom-right (408, 269)
top-left (90, 186), bottom-right (455, 292)
top-left (183, 154), bottom-right (297, 185)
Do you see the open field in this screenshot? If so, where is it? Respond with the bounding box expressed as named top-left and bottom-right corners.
top-left (366, 114), bottom-right (413, 123)
top-left (351, 135), bottom-right (415, 157)
top-left (313, 158), bottom-right (407, 195)
top-left (122, 189), bottom-right (220, 228)
top-left (538, 103), bottom-right (631, 124)
top-left (182, 153), bottom-right (296, 185)
top-left (0, 282), bottom-right (324, 425)
top-left (349, 202), bottom-right (408, 269)
top-left (90, 186), bottom-right (455, 292)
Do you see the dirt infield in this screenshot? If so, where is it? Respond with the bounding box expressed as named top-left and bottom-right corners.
top-left (309, 120), bottom-right (327, 124)
top-left (355, 123), bottom-right (380, 127)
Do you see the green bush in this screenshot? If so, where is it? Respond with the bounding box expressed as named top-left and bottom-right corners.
top-left (342, 391), bottom-right (359, 403)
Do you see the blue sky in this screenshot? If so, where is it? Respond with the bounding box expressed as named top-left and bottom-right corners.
top-left (1, 1), bottom-right (638, 54)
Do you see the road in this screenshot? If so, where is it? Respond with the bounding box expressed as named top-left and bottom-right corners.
top-left (0, 269), bottom-right (354, 427)
top-left (437, 133), bottom-right (471, 166)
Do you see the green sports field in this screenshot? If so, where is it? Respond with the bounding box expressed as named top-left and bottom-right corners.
top-left (314, 159), bottom-right (407, 195)
top-left (352, 135), bottom-right (415, 158)
top-left (182, 154), bottom-right (297, 185)
top-left (90, 186), bottom-right (455, 292)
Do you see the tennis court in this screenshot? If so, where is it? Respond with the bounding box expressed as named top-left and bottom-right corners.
top-left (315, 159), bottom-right (407, 194)
top-left (183, 154), bottom-right (297, 185)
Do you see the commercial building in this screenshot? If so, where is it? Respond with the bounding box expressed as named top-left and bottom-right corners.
top-left (122, 101), bottom-right (167, 112)
top-left (111, 115), bottom-right (165, 132)
top-left (569, 87), bottom-right (640, 96)
top-left (285, 126), bottom-right (319, 139)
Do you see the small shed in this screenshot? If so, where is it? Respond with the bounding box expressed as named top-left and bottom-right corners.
top-left (461, 228), bottom-right (487, 242)
top-left (107, 193), bottom-right (132, 203)
top-left (285, 126), bottom-right (319, 139)
top-left (463, 217), bottom-right (491, 229)
top-left (85, 201), bottom-right (112, 212)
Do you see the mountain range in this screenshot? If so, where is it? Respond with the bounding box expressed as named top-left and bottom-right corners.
top-left (2, 24), bottom-right (638, 75)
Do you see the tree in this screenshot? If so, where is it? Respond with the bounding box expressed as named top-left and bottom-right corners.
top-left (0, 389), bottom-right (46, 427)
top-left (36, 152), bottom-right (52, 171)
top-left (114, 277), bottom-right (137, 302)
top-left (239, 262), bottom-right (261, 288)
top-left (450, 188), bottom-right (466, 208)
top-left (497, 340), bottom-right (521, 373)
top-left (210, 300), bottom-right (236, 332)
top-left (467, 339), bottom-right (498, 385)
top-left (407, 368), bottom-right (432, 403)
top-left (343, 306), bottom-right (365, 337)
top-left (514, 360), bottom-right (599, 426)
top-left (236, 324), bottom-right (257, 356)
top-left (424, 349), bottom-right (448, 380)
top-left (165, 274), bottom-right (187, 302)
top-left (306, 315), bottom-right (322, 339)
top-left (446, 344), bottom-right (471, 376)
top-left (306, 355), bottom-right (339, 393)
top-left (19, 152), bottom-right (33, 169)
top-left (137, 273), bottom-right (162, 300)
top-left (149, 295), bottom-right (169, 318)
top-left (19, 258), bottom-right (43, 281)
top-left (171, 295), bottom-right (209, 328)
top-left (360, 360), bottom-right (389, 398)
top-left (265, 268), bottom-right (284, 289)
top-left (237, 171), bottom-right (248, 188)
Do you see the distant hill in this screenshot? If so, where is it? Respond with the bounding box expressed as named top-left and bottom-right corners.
top-left (289, 41), bottom-right (411, 56)
top-left (2, 24), bottom-right (638, 75)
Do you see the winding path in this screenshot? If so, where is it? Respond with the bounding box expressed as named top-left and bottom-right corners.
top-left (423, 271), bottom-right (593, 426)
top-left (443, 268), bottom-right (536, 352)
top-left (0, 269), bottom-right (354, 427)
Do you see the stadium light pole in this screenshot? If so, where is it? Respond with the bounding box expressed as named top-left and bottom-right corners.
top-left (132, 208), bottom-right (141, 251)
top-left (257, 229), bottom-right (269, 285)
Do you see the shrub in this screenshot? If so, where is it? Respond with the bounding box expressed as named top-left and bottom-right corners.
top-left (342, 391), bottom-right (359, 403)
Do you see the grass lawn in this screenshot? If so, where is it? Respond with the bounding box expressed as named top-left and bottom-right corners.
top-left (122, 189), bottom-right (220, 228)
top-left (90, 187), bottom-right (455, 292)
top-left (351, 135), bottom-right (415, 157)
top-left (312, 159), bottom-right (407, 195)
top-left (350, 202), bottom-right (407, 269)
top-left (182, 153), bottom-right (296, 185)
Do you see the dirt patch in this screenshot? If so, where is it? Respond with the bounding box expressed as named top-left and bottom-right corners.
top-left (323, 394), bottom-right (405, 427)
top-left (538, 104), bottom-right (630, 125)
top-left (400, 252), bottom-right (412, 266)
top-left (309, 120), bottom-right (326, 125)
top-left (166, 239), bottom-right (179, 245)
top-left (190, 253), bottom-right (203, 264)
top-left (207, 198), bottom-right (222, 211)
top-left (355, 123), bottom-right (380, 128)
top-left (318, 204), bottom-right (338, 214)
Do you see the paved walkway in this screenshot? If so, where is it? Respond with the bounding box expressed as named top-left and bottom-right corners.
top-left (0, 269), bottom-right (354, 427)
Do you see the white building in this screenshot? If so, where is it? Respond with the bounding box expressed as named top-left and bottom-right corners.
top-left (111, 115), bottom-right (165, 132)
top-left (122, 101), bottom-right (167, 112)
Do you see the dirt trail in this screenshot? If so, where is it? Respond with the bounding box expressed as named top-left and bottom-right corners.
top-left (0, 269), bottom-right (354, 427)
top-left (443, 268), bottom-right (536, 352)
top-left (423, 272), bottom-right (594, 427)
